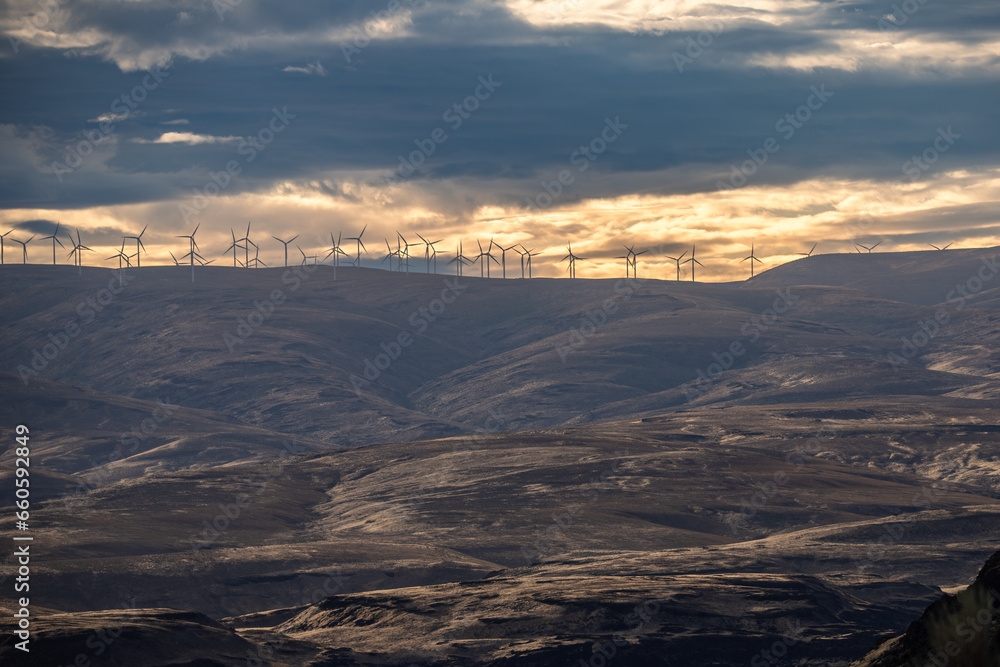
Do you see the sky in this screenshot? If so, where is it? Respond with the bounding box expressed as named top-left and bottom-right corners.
top-left (1, 0), bottom-right (998, 280)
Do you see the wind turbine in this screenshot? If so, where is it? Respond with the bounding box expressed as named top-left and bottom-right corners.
top-left (0, 229), bottom-right (12, 264)
top-left (416, 233), bottom-right (443, 274)
top-left (448, 241), bottom-right (471, 277)
top-left (324, 232), bottom-right (346, 265)
top-left (856, 241), bottom-right (881, 254)
top-left (520, 245), bottom-right (538, 278)
top-left (632, 247), bottom-right (648, 278)
top-left (798, 243), bottom-right (818, 257)
top-left (742, 244), bottom-right (763, 278)
top-left (512, 245), bottom-right (526, 278)
top-left (665, 250), bottom-right (687, 281)
top-left (105, 247), bottom-right (130, 269)
top-left (10, 235), bottom-right (35, 264)
top-left (176, 223), bottom-right (204, 282)
top-left (929, 242), bottom-right (954, 251)
top-left (225, 229), bottom-right (245, 268)
top-left (382, 238), bottom-right (400, 271)
top-left (497, 243), bottom-right (520, 279)
top-left (297, 246), bottom-right (318, 266)
top-left (397, 232), bottom-right (416, 275)
top-left (472, 240), bottom-right (486, 277)
top-left (682, 245), bottom-right (703, 281)
top-left (428, 238), bottom-right (442, 274)
top-left (66, 229), bottom-right (93, 275)
top-left (324, 232), bottom-right (348, 279)
top-left (238, 221), bottom-right (253, 269)
top-left (245, 239), bottom-right (260, 267)
top-left (345, 224), bottom-right (367, 267)
top-left (561, 244), bottom-right (585, 279)
top-left (618, 244), bottom-right (646, 278)
top-left (474, 239), bottom-right (499, 278)
top-left (41, 222), bottom-right (65, 265)
top-left (272, 234), bottom-right (299, 268)
top-left (485, 240), bottom-right (500, 278)
top-left (249, 243), bottom-right (267, 268)
top-left (106, 241), bottom-right (131, 287)
top-left (123, 224), bottom-right (147, 267)
top-left (169, 251), bottom-right (181, 266)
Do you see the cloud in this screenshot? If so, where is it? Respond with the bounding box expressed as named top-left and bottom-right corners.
top-left (0, 0), bottom-right (996, 278)
top-left (0, 0), bottom-right (994, 74)
top-left (7, 219), bottom-right (60, 235)
top-left (2, 165), bottom-right (997, 280)
top-left (88, 112), bottom-right (133, 124)
top-left (282, 60), bottom-right (328, 76)
top-left (130, 132), bottom-right (241, 145)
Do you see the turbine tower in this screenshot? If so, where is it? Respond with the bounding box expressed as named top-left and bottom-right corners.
top-left (176, 223), bottom-right (204, 283)
top-left (225, 229), bottom-right (245, 268)
top-left (416, 233), bottom-right (443, 274)
top-left (397, 232), bottom-right (416, 275)
top-left (682, 245), bottom-right (703, 281)
top-left (345, 224), bottom-right (367, 267)
top-left (245, 239), bottom-right (260, 267)
top-left (448, 241), bottom-right (471, 277)
top-left (496, 243), bottom-right (521, 279)
top-left (272, 234), bottom-right (299, 267)
top-left (123, 224), bottom-right (147, 267)
top-left (382, 238), bottom-right (400, 271)
top-left (742, 244), bottom-right (763, 278)
top-left (561, 243), bottom-right (585, 279)
top-left (614, 247), bottom-right (632, 278)
top-left (249, 243), bottom-right (267, 268)
top-left (106, 241), bottom-right (131, 287)
top-left (236, 221), bottom-right (254, 268)
top-left (632, 247), bottom-right (647, 278)
top-left (618, 244), bottom-right (647, 278)
top-left (324, 231), bottom-right (347, 266)
top-left (0, 229), bottom-right (12, 264)
top-left (520, 246), bottom-right (538, 278)
top-left (41, 222), bottom-right (65, 265)
top-left (67, 229), bottom-right (93, 275)
top-left (666, 250), bottom-right (687, 281)
top-left (324, 232), bottom-right (348, 279)
top-left (474, 239), bottom-right (499, 278)
top-left (428, 238), bottom-right (442, 274)
top-left (512, 245), bottom-right (526, 278)
top-left (11, 235), bottom-right (35, 264)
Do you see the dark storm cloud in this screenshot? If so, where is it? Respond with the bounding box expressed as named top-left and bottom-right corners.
top-left (8, 219), bottom-right (59, 234)
top-left (0, 0), bottom-right (997, 221)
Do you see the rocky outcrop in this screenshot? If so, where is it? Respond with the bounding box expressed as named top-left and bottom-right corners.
top-left (852, 550), bottom-right (1000, 667)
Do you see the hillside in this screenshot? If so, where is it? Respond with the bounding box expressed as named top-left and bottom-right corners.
top-left (1, 248), bottom-right (999, 665)
top-left (2, 247), bottom-right (998, 446)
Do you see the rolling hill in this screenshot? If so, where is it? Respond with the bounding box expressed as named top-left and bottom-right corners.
top-left (1, 247), bottom-right (999, 665)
